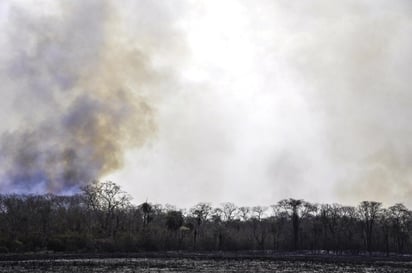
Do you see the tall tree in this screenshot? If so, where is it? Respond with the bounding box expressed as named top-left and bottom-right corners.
top-left (278, 199), bottom-right (304, 250)
top-left (388, 203), bottom-right (410, 253)
top-left (358, 201), bottom-right (382, 254)
top-left (82, 180), bottom-right (131, 237)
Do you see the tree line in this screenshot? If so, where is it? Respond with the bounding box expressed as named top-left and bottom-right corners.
top-left (0, 181), bottom-right (411, 255)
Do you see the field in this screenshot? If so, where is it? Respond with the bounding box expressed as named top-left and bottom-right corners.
top-left (0, 256), bottom-right (412, 273)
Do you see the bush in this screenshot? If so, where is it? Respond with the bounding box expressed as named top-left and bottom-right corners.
top-left (47, 237), bottom-right (66, 252)
top-left (0, 246), bottom-right (9, 253)
top-left (94, 238), bottom-right (116, 252)
top-left (115, 233), bottom-right (138, 252)
top-left (47, 233), bottom-right (89, 252)
top-left (137, 230), bottom-right (159, 251)
top-left (9, 240), bottom-right (23, 252)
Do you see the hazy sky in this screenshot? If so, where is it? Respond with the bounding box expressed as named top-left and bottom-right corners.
top-left (1, 0), bottom-right (412, 208)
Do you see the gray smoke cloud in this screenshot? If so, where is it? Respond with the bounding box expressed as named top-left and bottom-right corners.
top-left (0, 0), bottom-right (182, 193)
top-left (279, 0), bottom-right (412, 204)
top-left (115, 0), bottom-right (412, 207)
top-left (1, 0), bottom-right (411, 206)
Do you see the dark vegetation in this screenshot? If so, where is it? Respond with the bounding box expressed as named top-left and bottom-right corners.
top-left (0, 181), bottom-right (411, 255)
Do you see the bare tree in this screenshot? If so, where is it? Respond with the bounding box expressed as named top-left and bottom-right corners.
top-left (190, 203), bottom-right (212, 225)
top-left (82, 180), bottom-right (131, 237)
top-left (211, 207), bottom-right (223, 223)
top-left (189, 202), bottom-right (212, 249)
top-left (358, 201), bottom-right (382, 254)
top-left (252, 206), bottom-right (267, 221)
top-left (221, 202), bottom-right (238, 221)
top-left (238, 206), bottom-right (251, 221)
top-left (165, 210), bottom-right (184, 249)
top-left (388, 203), bottom-right (411, 253)
top-left (379, 208), bottom-right (391, 256)
top-left (270, 204), bottom-right (287, 251)
top-left (279, 199), bottom-right (302, 250)
top-left (320, 204), bottom-right (341, 253)
top-left (278, 198), bottom-right (313, 250)
top-left (140, 201), bottom-right (153, 228)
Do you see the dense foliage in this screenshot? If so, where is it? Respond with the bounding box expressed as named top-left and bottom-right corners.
top-left (0, 181), bottom-right (411, 255)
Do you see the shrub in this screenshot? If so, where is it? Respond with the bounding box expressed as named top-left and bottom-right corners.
top-left (0, 246), bottom-right (9, 253)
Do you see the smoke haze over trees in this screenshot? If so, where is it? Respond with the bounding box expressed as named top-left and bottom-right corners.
top-left (1, 1), bottom-right (412, 207)
top-left (1, 181), bottom-right (412, 255)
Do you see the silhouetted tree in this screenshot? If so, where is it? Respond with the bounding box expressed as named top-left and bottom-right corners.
top-left (190, 203), bottom-right (212, 249)
top-left (221, 202), bottom-right (238, 221)
top-left (82, 180), bottom-right (131, 237)
top-left (388, 203), bottom-right (410, 253)
top-left (140, 202), bottom-right (153, 228)
top-left (239, 206), bottom-right (250, 221)
top-left (358, 201), bottom-right (382, 254)
top-left (1, 189), bottom-right (412, 254)
top-left (278, 199), bottom-right (304, 250)
top-left (269, 204), bottom-right (287, 251)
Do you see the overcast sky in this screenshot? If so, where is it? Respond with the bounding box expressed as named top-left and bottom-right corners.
top-left (1, 0), bottom-right (412, 208)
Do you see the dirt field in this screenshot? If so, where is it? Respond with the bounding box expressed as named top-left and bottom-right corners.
top-left (0, 256), bottom-right (411, 273)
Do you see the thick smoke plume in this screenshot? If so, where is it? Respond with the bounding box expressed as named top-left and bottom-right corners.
top-left (0, 1), bottom-right (163, 193)
top-left (1, 0), bottom-right (411, 206)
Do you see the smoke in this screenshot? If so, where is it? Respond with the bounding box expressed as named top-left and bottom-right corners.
top-left (0, 0), bottom-right (180, 193)
top-left (1, 0), bottom-right (411, 206)
top-left (277, 0), bottom-right (412, 204)
top-left (104, 0), bottom-right (412, 207)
